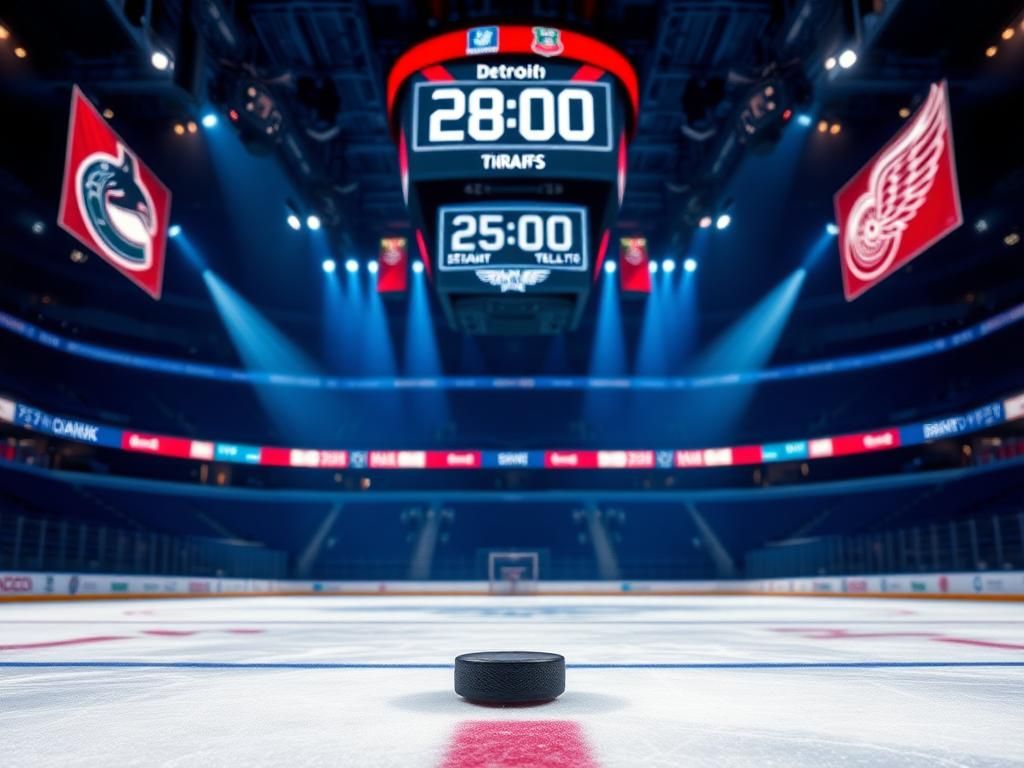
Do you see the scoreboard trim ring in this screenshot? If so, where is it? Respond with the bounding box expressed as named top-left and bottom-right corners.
top-left (411, 80), bottom-right (614, 153)
top-left (387, 25), bottom-right (639, 136)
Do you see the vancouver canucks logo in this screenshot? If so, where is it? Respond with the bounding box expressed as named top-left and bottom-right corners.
top-left (531, 27), bottom-right (564, 57)
top-left (74, 143), bottom-right (157, 272)
top-left (476, 269), bottom-right (550, 293)
top-left (467, 25), bottom-right (499, 55)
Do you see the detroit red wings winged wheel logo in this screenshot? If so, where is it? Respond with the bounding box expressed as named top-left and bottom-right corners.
top-left (835, 81), bottom-right (962, 300)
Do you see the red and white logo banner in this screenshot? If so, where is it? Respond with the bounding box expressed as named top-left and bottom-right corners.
top-left (58, 86), bottom-right (171, 299)
top-left (834, 80), bottom-right (962, 301)
top-left (377, 236), bottom-right (408, 293)
top-left (618, 236), bottom-right (651, 294)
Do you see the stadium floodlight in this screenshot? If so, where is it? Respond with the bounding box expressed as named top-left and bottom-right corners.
top-left (698, 215), bottom-right (713, 229)
top-left (662, 259), bottom-right (676, 273)
top-left (648, 261), bottom-right (658, 274)
top-left (368, 260), bottom-right (379, 274)
top-left (168, 224), bottom-right (182, 238)
top-left (150, 50), bottom-right (171, 71)
top-left (715, 213), bottom-right (731, 230)
top-left (796, 114), bottom-right (813, 127)
top-left (201, 112), bottom-right (218, 128)
top-left (306, 214), bottom-right (321, 231)
top-left (321, 259), bottom-right (336, 274)
top-left (838, 49), bottom-right (857, 69)
top-left (604, 260), bottom-right (617, 274)
top-left (345, 259), bottom-right (359, 273)
top-left (412, 259), bottom-right (424, 274)
top-left (684, 258), bottom-right (698, 273)
top-left (826, 222), bottom-right (839, 236)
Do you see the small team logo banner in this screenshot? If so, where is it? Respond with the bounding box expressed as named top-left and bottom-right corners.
top-left (378, 236), bottom-right (408, 293)
top-left (834, 80), bottom-right (962, 301)
top-left (619, 236), bottom-right (651, 294)
top-left (531, 27), bottom-right (564, 57)
top-left (466, 26), bottom-right (499, 55)
top-left (58, 86), bottom-right (171, 299)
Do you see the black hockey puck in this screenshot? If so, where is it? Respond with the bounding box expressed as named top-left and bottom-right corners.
top-left (454, 651), bottom-right (566, 704)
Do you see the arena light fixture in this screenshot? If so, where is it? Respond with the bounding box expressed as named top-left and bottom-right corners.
top-left (102, 108), bottom-right (115, 119)
top-left (684, 258), bottom-right (698, 273)
top-left (604, 260), bottom-right (617, 274)
top-left (715, 213), bottom-right (732, 230)
top-left (168, 224), bottom-right (182, 238)
top-left (898, 107), bottom-right (911, 118)
top-left (186, 121), bottom-right (198, 134)
top-left (837, 49), bottom-right (857, 69)
top-left (201, 112), bottom-right (218, 128)
top-left (173, 123), bottom-right (185, 136)
top-left (1002, 27), bottom-right (1014, 40)
top-left (824, 56), bottom-right (837, 71)
top-left (796, 114), bottom-right (812, 127)
top-left (826, 222), bottom-right (839, 236)
top-left (985, 45), bottom-right (998, 58)
top-left (368, 260), bottom-right (379, 274)
top-left (830, 122), bottom-right (842, 135)
top-left (648, 261), bottom-right (658, 274)
top-left (322, 259), bottom-right (337, 274)
top-left (14, 46), bottom-right (27, 59)
top-left (31, 221), bottom-right (45, 235)
top-left (0, 25), bottom-right (9, 40)
top-left (345, 259), bottom-right (359, 273)
top-left (150, 50), bottom-right (171, 70)
top-left (306, 214), bottom-right (321, 231)
top-left (698, 215), bottom-right (713, 229)
top-left (817, 120), bottom-right (829, 133)
top-left (975, 219), bottom-right (988, 233)
top-left (1005, 233), bottom-right (1021, 247)
top-left (412, 259), bottom-right (424, 274)
top-left (286, 213), bottom-right (301, 231)
top-left (662, 259), bottom-right (676, 273)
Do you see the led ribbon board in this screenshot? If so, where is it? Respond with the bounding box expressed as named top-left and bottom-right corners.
top-left (388, 26), bottom-right (637, 334)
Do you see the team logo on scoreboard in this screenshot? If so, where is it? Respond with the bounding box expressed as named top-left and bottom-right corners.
top-left (476, 269), bottom-right (551, 292)
top-left (531, 27), bottom-right (564, 57)
top-left (467, 26), bottom-right (499, 55)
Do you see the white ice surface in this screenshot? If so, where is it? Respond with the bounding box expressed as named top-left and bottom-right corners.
top-left (1, 595), bottom-right (1022, 767)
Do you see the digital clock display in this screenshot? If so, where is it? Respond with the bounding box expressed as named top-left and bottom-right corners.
top-left (437, 204), bottom-right (589, 271)
top-left (413, 80), bottom-right (612, 152)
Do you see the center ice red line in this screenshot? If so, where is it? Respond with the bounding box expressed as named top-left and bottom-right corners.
top-left (0, 635), bottom-right (130, 651)
top-left (0, 628), bottom-right (264, 651)
top-left (439, 721), bottom-right (598, 768)
top-left (774, 627), bottom-right (1024, 650)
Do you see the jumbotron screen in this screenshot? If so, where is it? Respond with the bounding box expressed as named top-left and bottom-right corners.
top-left (387, 26), bottom-right (637, 334)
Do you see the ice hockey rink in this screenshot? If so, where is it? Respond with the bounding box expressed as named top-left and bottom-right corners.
top-left (2, 595), bottom-right (1023, 767)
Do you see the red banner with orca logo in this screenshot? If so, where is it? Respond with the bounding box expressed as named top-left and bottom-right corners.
top-left (834, 80), bottom-right (962, 301)
top-left (58, 86), bottom-right (171, 299)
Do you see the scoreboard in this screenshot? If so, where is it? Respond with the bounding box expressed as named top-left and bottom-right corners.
top-left (388, 26), bottom-right (638, 334)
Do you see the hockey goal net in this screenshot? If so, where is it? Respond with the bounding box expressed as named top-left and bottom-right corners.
top-left (487, 551), bottom-right (540, 595)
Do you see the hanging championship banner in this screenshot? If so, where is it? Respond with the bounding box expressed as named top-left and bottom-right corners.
top-left (834, 81), bottom-right (962, 301)
top-left (619, 236), bottom-right (650, 294)
top-left (58, 86), bottom-right (171, 299)
top-left (377, 237), bottom-right (408, 293)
